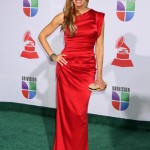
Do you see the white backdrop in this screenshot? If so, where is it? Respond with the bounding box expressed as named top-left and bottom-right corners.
top-left (0, 0), bottom-right (150, 121)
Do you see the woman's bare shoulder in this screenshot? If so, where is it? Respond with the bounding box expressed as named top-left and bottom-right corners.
top-left (53, 12), bottom-right (64, 25)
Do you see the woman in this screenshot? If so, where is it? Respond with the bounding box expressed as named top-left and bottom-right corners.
top-left (38, 0), bottom-right (106, 149)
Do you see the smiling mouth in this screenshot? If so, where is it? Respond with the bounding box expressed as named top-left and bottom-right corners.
top-left (75, 0), bottom-right (82, 4)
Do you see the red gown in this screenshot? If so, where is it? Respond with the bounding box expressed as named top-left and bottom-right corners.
top-left (53, 9), bottom-right (105, 150)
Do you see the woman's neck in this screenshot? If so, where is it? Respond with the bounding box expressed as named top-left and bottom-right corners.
top-left (75, 7), bottom-right (90, 15)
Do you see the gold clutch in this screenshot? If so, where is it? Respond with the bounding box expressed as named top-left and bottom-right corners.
top-left (88, 82), bottom-right (107, 91)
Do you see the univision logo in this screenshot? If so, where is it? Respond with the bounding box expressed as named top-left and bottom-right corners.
top-left (112, 86), bottom-right (130, 111)
top-left (22, 76), bottom-right (37, 99)
top-left (23, 0), bottom-right (38, 17)
top-left (116, 0), bottom-right (135, 22)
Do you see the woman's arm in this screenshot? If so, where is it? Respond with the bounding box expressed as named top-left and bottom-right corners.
top-left (38, 12), bottom-right (67, 66)
top-left (95, 21), bottom-right (106, 89)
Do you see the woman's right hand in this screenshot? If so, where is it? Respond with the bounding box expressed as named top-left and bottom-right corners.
top-left (53, 54), bottom-right (68, 66)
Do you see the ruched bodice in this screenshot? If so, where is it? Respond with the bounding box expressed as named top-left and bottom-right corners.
top-left (64, 9), bottom-right (104, 52)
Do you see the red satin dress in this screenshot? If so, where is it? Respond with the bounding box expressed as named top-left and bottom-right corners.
top-left (53, 9), bottom-right (105, 150)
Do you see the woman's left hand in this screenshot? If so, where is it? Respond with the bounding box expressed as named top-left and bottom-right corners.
top-left (94, 79), bottom-right (107, 90)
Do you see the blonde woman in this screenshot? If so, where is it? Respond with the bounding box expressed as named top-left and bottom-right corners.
top-left (38, 0), bottom-right (106, 149)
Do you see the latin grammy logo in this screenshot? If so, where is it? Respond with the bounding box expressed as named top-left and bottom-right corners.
top-left (111, 36), bottom-right (133, 67)
top-left (20, 31), bottom-right (39, 59)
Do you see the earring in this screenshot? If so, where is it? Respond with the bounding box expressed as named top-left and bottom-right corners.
top-left (71, 1), bottom-right (74, 7)
top-left (84, 0), bottom-right (89, 8)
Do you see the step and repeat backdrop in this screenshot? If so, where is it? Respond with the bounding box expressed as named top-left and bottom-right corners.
top-left (0, 0), bottom-right (150, 121)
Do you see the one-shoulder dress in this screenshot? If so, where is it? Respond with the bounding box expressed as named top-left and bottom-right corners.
top-left (53, 9), bottom-right (105, 150)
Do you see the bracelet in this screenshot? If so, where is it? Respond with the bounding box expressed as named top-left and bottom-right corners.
top-left (50, 53), bottom-right (57, 61)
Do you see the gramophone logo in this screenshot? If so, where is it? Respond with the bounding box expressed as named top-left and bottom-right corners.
top-left (111, 36), bottom-right (133, 67)
top-left (116, 0), bottom-right (135, 22)
top-left (23, 0), bottom-right (38, 17)
top-left (22, 76), bottom-right (37, 99)
top-left (20, 30), bottom-right (39, 59)
top-left (112, 86), bottom-right (130, 111)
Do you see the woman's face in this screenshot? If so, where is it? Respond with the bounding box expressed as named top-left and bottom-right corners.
top-left (72, 0), bottom-right (87, 8)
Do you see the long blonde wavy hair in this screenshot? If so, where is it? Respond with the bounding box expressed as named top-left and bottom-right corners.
top-left (61, 0), bottom-right (89, 37)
